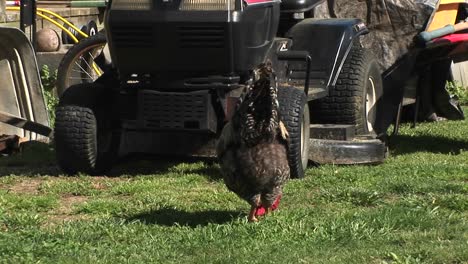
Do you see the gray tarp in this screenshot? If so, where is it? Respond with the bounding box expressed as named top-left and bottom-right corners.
top-left (315, 0), bottom-right (438, 70)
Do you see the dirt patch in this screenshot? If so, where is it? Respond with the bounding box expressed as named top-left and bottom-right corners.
top-left (86, 176), bottom-right (121, 191)
top-left (56, 195), bottom-right (89, 215)
top-left (7, 178), bottom-right (43, 194)
top-left (45, 195), bottom-right (90, 227)
top-left (383, 194), bottom-right (400, 204)
top-left (46, 214), bottom-right (91, 226)
top-left (91, 179), bottom-right (109, 191)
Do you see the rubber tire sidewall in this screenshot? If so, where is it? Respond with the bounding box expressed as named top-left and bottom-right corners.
top-left (361, 54), bottom-right (382, 134)
top-left (278, 87), bottom-right (310, 179)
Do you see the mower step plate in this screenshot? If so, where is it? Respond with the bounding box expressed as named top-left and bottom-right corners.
top-left (308, 136), bottom-right (388, 165)
top-left (310, 124), bottom-right (355, 141)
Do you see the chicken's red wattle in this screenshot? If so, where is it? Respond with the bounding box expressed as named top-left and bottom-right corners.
top-left (255, 194), bottom-right (282, 216)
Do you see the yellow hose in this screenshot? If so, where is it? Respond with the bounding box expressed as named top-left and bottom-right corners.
top-left (37, 7), bottom-right (89, 38)
top-left (6, 6), bottom-right (102, 76)
top-left (36, 12), bottom-right (80, 43)
top-left (6, 6), bottom-right (88, 40)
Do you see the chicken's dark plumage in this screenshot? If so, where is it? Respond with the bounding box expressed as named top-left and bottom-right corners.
top-left (217, 63), bottom-right (290, 222)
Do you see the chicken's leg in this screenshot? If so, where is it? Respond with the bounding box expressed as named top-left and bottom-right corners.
top-left (279, 121), bottom-right (289, 140)
top-left (248, 206), bottom-right (258, 222)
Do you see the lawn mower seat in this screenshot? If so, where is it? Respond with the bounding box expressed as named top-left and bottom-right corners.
top-left (280, 0), bottom-right (325, 12)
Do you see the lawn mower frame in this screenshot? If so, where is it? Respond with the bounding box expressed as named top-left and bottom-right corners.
top-left (54, 0), bottom-right (387, 176)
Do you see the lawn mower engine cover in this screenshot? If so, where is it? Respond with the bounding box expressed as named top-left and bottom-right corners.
top-left (104, 0), bottom-right (280, 78)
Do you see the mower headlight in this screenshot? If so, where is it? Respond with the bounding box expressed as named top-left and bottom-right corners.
top-left (179, 0), bottom-right (235, 11)
top-left (111, 0), bottom-right (152, 10)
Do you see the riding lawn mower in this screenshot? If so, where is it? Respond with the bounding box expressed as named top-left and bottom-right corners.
top-left (53, 0), bottom-right (387, 177)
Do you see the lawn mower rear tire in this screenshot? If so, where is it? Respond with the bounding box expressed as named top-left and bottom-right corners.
top-left (278, 87), bottom-right (310, 179)
top-left (310, 48), bottom-right (382, 134)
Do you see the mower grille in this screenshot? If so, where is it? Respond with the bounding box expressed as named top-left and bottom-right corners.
top-left (177, 26), bottom-right (225, 48)
top-left (112, 25), bottom-right (154, 47)
top-left (138, 90), bottom-right (217, 132)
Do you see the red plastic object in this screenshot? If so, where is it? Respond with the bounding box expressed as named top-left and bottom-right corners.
top-left (429, 33), bottom-right (468, 46)
top-left (6, 1), bottom-right (21, 6)
top-left (255, 194), bottom-right (282, 216)
top-left (244, 0), bottom-right (273, 5)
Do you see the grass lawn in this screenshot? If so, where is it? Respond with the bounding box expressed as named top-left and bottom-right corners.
top-left (0, 113), bottom-right (467, 263)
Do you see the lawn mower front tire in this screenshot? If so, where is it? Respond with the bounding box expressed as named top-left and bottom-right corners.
top-left (54, 83), bottom-right (118, 175)
top-left (278, 87), bottom-right (310, 179)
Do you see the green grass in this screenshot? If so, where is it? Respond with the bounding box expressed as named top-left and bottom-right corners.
top-left (446, 81), bottom-right (468, 105)
top-left (0, 113), bottom-right (467, 263)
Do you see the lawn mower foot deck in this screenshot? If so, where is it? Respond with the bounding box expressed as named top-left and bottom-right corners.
top-left (308, 124), bottom-right (387, 165)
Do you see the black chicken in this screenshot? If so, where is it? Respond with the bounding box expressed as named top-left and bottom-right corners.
top-left (217, 63), bottom-right (290, 222)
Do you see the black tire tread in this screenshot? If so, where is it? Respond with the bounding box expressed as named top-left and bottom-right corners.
top-left (278, 87), bottom-right (309, 179)
top-left (310, 48), bottom-right (376, 134)
top-left (55, 105), bottom-right (98, 175)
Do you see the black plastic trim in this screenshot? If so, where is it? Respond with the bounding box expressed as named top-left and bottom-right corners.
top-left (309, 137), bottom-right (387, 165)
top-left (287, 18), bottom-right (369, 93)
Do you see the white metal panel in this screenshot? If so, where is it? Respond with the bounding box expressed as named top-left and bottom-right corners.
top-left (451, 61), bottom-right (468, 88)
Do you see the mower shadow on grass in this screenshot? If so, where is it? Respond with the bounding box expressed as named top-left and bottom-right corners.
top-left (0, 166), bottom-right (61, 177)
top-left (0, 148), bottom-right (224, 179)
top-left (126, 207), bottom-right (242, 227)
top-left (0, 141), bottom-right (60, 177)
top-left (390, 134), bottom-right (468, 155)
top-left (108, 155), bottom-right (223, 181)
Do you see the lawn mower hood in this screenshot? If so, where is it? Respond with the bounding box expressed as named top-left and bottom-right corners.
top-left (104, 0), bottom-right (280, 79)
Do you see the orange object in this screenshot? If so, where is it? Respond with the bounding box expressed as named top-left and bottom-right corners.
top-left (439, 0), bottom-right (465, 4)
top-left (427, 3), bottom-right (460, 31)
